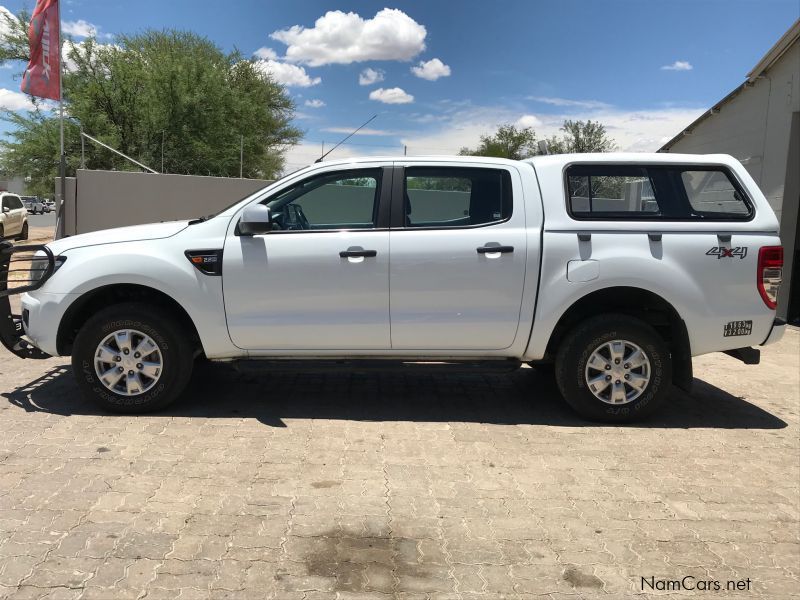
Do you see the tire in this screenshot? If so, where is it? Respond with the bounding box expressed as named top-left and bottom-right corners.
top-left (554, 314), bottom-right (672, 423)
top-left (0, 224), bottom-right (4, 240)
top-left (17, 221), bottom-right (28, 241)
top-left (71, 302), bottom-right (194, 413)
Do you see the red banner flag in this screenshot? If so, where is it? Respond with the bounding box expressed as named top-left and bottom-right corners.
top-left (20, 0), bottom-right (61, 101)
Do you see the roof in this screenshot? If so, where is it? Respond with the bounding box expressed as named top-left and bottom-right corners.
top-left (301, 152), bottom-right (741, 170)
top-left (660, 18), bottom-right (800, 152)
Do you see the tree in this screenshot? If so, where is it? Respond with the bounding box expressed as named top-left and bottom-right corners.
top-left (1, 26), bottom-right (302, 196)
top-left (459, 124), bottom-right (538, 160)
top-left (0, 7), bottom-right (30, 63)
top-left (544, 119), bottom-right (616, 154)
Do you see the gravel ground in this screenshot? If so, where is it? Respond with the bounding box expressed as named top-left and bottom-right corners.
top-left (0, 323), bottom-right (798, 599)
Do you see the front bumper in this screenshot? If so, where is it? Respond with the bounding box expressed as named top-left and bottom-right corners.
top-left (0, 242), bottom-right (55, 359)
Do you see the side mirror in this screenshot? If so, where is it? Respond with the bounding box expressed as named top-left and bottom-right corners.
top-left (1, 206), bottom-right (9, 214)
top-left (238, 204), bottom-right (272, 236)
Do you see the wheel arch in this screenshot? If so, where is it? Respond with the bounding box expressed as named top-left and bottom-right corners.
top-left (56, 283), bottom-right (202, 357)
top-left (541, 286), bottom-right (692, 390)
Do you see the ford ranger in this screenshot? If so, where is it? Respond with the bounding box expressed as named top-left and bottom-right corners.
top-left (0, 153), bottom-right (786, 422)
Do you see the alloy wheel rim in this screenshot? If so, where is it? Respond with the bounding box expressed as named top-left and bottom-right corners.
top-left (93, 329), bottom-right (163, 396)
top-left (584, 339), bottom-right (651, 405)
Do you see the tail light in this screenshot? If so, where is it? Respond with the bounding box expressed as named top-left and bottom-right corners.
top-left (757, 246), bottom-right (783, 309)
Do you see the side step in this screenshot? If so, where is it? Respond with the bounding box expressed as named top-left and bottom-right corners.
top-left (225, 359), bottom-right (523, 374)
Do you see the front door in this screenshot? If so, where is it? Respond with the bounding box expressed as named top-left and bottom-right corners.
top-left (389, 164), bottom-right (528, 350)
top-left (223, 167), bottom-right (391, 351)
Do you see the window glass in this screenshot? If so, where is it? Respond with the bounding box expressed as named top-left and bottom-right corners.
top-left (680, 170), bottom-right (750, 216)
top-left (9, 196), bottom-right (23, 210)
top-left (266, 169), bottom-right (380, 230)
top-left (568, 167), bottom-right (659, 216)
top-left (404, 167), bottom-right (511, 228)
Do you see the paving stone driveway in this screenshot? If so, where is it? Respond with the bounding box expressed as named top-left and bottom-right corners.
top-left (0, 330), bottom-right (798, 599)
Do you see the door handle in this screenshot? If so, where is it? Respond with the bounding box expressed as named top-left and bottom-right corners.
top-left (339, 249), bottom-right (377, 258)
top-left (477, 245), bottom-right (514, 254)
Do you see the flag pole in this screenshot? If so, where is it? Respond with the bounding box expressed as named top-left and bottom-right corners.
top-left (56, 0), bottom-right (66, 238)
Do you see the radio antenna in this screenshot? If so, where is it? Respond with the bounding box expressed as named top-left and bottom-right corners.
top-left (315, 114), bottom-right (378, 163)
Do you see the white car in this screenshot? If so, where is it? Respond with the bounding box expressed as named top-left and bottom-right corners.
top-left (0, 153), bottom-right (786, 422)
top-left (0, 192), bottom-right (29, 240)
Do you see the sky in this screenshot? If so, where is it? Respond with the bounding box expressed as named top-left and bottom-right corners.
top-left (0, 0), bottom-right (798, 172)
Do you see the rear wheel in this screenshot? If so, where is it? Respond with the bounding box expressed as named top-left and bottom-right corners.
top-left (72, 302), bottom-right (194, 413)
top-left (17, 221), bottom-right (28, 241)
top-left (554, 314), bottom-right (672, 422)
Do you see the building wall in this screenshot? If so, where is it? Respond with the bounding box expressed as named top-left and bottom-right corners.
top-left (60, 170), bottom-right (274, 236)
top-left (0, 176), bottom-right (28, 196)
top-left (665, 42), bottom-right (799, 221)
top-left (665, 40), bottom-right (799, 321)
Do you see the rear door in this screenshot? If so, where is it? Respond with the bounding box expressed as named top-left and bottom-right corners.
top-left (389, 163), bottom-right (528, 350)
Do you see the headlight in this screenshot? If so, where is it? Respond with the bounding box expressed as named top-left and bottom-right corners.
top-left (29, 255), bottom-right (66, 284)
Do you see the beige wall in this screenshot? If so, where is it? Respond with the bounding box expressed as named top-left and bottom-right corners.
top-left (59, 170), bottom-right (273, 236)
top-left (665, 40), bottom-right (799, 320)
top-left (665, 42), bottom-right (799, 221)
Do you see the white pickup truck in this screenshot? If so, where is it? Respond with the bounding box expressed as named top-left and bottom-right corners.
top-left (0, 153), bottom-right (786, 422)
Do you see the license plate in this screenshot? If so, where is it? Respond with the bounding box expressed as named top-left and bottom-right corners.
top-left (724, 320), bottom-right (752, 337)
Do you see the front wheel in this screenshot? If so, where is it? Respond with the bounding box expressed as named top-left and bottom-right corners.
top-left (555, 314), bottom-right (672, 423)
top-left (71, 302), bottom-right (194, 413)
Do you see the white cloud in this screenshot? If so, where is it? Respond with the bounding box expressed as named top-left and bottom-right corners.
top-left (62, 39), bottom-right (118, 73)
top-left (304, 98), bottom-right (325, 108)
top-left (358, 67), bottom-right (384, 86)
top-left (254, 59), bottom-right (321, 87)
top-left (61, 19), bottom-right (98, 38)
top-left (661, 60), bottom-right (693, 71)
top-left (321, 126), bottom-right (395, 136)
top-left (528, 96), bottom-right (613, 110)
top-left (0, 88), bottom-right (37, 111)
top-left (369, 87), bottom-right (414, 104)
top-left (411, 58), bottom-right (450, 81)
top-left (399, 104), bottom-right (705, 154)
top-left (516, 114), bottom-right (541, 128)
top-left (0, 5), bottom-right (16, 40)
top-left (271, 8), bottom-right (426, 66)
top-left (254, 47), bottom-right (278, 60)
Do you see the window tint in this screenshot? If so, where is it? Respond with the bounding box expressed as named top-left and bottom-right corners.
top-left (404, 167), bottom-right (512, 228)
top-left (680, 170), bottom-right (750, 216)
top-left (566, 164), bottom-right (752, 221)
top-left (266, 169), bottom-right (381, 230)
top-left (2, 195), bottom-right (22, 210)
top-left (568, 167), bottom-right (660, 216)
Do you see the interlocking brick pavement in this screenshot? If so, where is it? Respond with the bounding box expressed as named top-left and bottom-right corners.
top-left (0, 329), bottom-right (798, 599)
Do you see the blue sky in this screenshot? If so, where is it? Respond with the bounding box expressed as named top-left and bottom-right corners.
top-left (1, 0), bottom-right (798, 171)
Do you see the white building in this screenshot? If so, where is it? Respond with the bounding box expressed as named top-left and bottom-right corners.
top-left (661, 19), bottom-right (800, 324)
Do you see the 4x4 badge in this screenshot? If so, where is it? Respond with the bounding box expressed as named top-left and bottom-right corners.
top-left (706, 246), bottom-right (747, 259)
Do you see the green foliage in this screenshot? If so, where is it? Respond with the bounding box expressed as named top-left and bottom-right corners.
top-left (460, 119), bottom-right (616, 160)
top-left (406, 176), bottom-right (470, 192)
top-left (544, 119), bottom-right (616, 154)
top-left (459, 124), bottom-right (538, 160)
top-left (0, 7), bottom-right (30, 63)
top-left (1, 27), bottom-right (302, 195)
